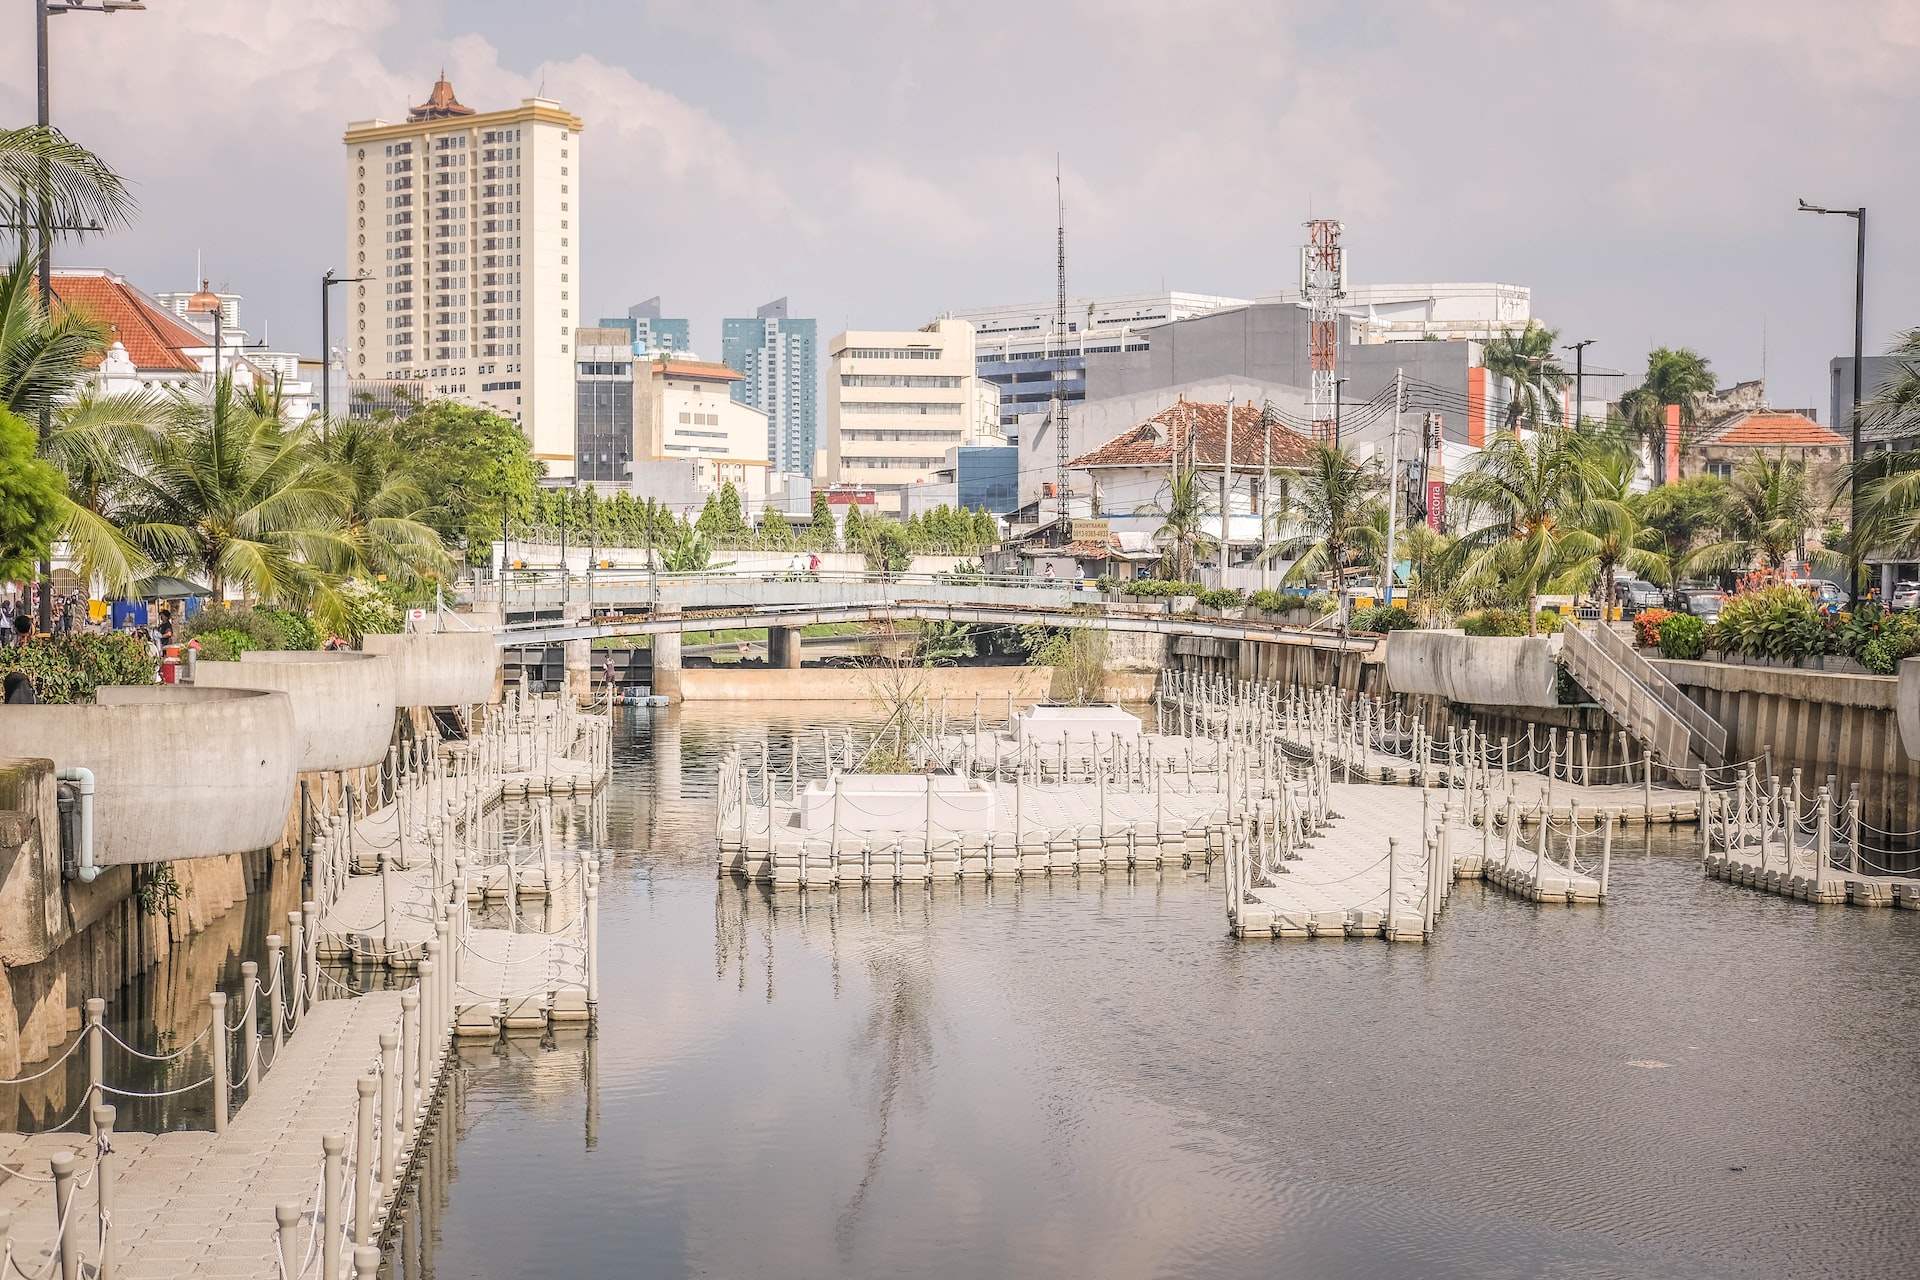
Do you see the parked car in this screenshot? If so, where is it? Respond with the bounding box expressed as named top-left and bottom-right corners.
top-left (1675, 589), bottom-right (1723, 624)
top-left (1613, 579), bottom-right (1664, 615)
top-left (1892, 581), bottom-right (1920, 612)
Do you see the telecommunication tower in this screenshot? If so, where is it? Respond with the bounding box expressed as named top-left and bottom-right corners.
top-left (1300, 220), bottom-right (1347, 442)
top-left (1053, 169), bottom-right (1070, 524)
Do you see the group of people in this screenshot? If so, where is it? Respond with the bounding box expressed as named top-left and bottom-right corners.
top-left (785, 552), bottom-right (823, 580)
top-left (0, 590), bottom-right (91, 643)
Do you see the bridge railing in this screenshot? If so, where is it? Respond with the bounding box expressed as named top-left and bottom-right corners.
top-left (481, 567), bottom-right (1109, 613)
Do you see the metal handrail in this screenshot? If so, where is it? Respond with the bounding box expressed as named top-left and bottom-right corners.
top-left (1589, 622), bottom-right (1728, 763)
top-left (1561, 624), bottom-right (1717, 767)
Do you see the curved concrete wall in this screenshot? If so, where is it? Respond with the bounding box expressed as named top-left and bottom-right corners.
top-left (362, 631), bottom-right (499, 707)
top-left (194, 651), bottom-right (396, 771)
top-left (1384, 630), bottom-right (1561, 708)
top-left (1899, 657), bottom-right (1920, 760)
top-left (0, 687), bottom-right (297, 865)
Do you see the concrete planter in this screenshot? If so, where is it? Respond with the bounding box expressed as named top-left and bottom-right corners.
top-left (1384, 629), bottom-right (1562, 708)
top-left (362, 630), bottom-right (499, 706)
top-left (0, 686), bottom-right (297, 865)
top-left (1900, 657), bottom-right (1920, 759)
top-left (194, 650), bottom-right (396, 771)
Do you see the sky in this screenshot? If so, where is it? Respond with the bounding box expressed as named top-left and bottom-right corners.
top-left (2, 0), bottom-right (1915, 418)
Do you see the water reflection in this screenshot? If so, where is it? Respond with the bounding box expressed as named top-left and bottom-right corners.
top-left (360, 701), bottom-right (1920, 1279)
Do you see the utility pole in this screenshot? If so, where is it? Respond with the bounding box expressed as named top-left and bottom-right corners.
top-left (1220, 397), bottom-right (1234, 591)
top-left (1052, 163), bottom-right (1070, 527)
top-left (1259, 401), bottom-right (1272, 592)
top-left (1799, 199), bottom-right (1867, 608)
top-left (1332, 377), bottom-right (1347, 450)
top-left (1383, 369), bottom-right (1404, 609)
top-left (1563, 339), bottom-right (1595, 431)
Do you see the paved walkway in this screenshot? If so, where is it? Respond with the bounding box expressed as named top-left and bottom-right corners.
top-left (1, 993), bottom-right (404, 1279)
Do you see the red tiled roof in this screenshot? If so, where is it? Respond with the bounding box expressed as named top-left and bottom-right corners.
top-left (652, 359), bottom-right (741, 383)
top-left (1069, 400), bottom-right (1314, 471)
top-left (410, 74), bottom-right (476, 122)
top-left (50, 270), bottom-right (206, 373)
top-left (1693, 411), bottom-right (1846, 449)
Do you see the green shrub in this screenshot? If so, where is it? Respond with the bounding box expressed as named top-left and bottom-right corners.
top-left (257, 607), bottom-right (320, 651)
top-left (1459, 608), bottom-right (1531, 637)
top-left (1536, 609), bottom-right (1569, 635)
top-left (0, 632), bottom-right (155, 703)
top-left (340, 580), bottom-right (404, 639)
top-left (1120, 579), bottom-right (1204, 598)
top-left (1348, 604), bottom-right (1416, 632)
top-left (1247, 589), bottom-right (1286, 613)
top-left (181, 603), bottom-right (320, 655)
top-left (1196, 587), bottom-right (1244, 609)
top-left (1846, 608), bottom-right (1920, 674)
top-left (1658, 613), bottom-right (1707, 660)
top-left (1713, 584), bottom-right (1830, 660)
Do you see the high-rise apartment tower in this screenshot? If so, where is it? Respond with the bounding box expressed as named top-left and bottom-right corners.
top-left (721, 298), bottom-right (818, 476)
top-left (344, 76), bottom-right (584, 475)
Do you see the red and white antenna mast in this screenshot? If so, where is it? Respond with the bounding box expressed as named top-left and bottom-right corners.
top-left (1301, 220), bottom-right (1347, 443)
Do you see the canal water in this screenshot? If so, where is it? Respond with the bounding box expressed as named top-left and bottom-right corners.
top-left (362, 702), bottom-right (1920, 1280)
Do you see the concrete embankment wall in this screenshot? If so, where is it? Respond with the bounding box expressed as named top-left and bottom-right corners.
top-left (1653, 659), bottom-right (1920, 836)
top-left (1164, 632), bottom-right (1383, 694)
top-left (0, 755), bottom-right (287, 1077)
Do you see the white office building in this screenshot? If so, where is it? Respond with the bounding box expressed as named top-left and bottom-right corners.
top-left (344, 75), bottom-right (584, 476)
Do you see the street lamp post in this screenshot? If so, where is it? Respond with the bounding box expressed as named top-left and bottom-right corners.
top-left (32, 0), bottom-right (146, 634)
top-left (1799, 199), bottom-right (1867, 609)
top-left (321, 269), bottom-right (372, 433)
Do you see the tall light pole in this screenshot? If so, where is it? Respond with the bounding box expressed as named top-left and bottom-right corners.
top-left (33, 0), bottom-right (146, 633)
top-left (1799, 198), bottom-right (1867, 608)
top-left (321, 269), bottom-right (372, 433)
top-left (1562, 339), bottom-right (1595, 431)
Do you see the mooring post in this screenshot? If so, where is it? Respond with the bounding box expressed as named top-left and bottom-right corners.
top-left (379, 1032), bottom-right (399, 1195)
top-left (1600, 808), bottom-right (1615, 896)
top-left (287, 913), bottom-right (307, 1024)
top-left (323, 1132), bottom-right (346, 1278)
top-left (1384, 838), bottom-right (1399, 941)
top-left (209, 992), bottom-right (229, 1134)
top-left (51, 1150), bottom-right (77, 1280)
top-left (586, 882), bottom-right (601, 1012)
top-left (353, 1077), bottom-right (376, 1244)
top-left (401, 989), bottom-right (419, 1147)
top-left (1816, 786), bottom-right (1832, 884)
top-left (85, 999), bottom-right (104, 1136)
top-left (93, 1104), bottom-right (116, 1280)
top-left (418, 957), bottom-right (438, 1080)
top-left (303, 901), bottom-right (320, 1009)
top-left (241, 961), bottom-right (261, 1092)
top-left (1504, 797), bottom-right (1517, 868)
top-left (356, 1244), bottom-right (382, 1278)
top-left (276, 1202), bottom-right (301, 1280)
top-left (266, 935), bottom-right (286, 1054)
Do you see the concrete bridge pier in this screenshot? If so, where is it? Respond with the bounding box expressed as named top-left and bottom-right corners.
top-left (651, 606), bottom-right (683, 702)
top-left (563, 603), bottom-right (593, 706)
top-left (767, 626), bottom-right (803, 670)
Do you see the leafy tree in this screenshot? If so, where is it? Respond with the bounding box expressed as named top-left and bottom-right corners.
top-left (116, 376), bottom-right (350, 611)
top-left (1452, 428), bottom-right (1598, 633)
top-left (1567, 439), bottom-right (1670, 611)
top-left (1481, 321), bottom-right (1568, 430)
top-left (1137, 466), bottom-right (1217, 582)
top-left (808, 490), bottom-right (838, 550)
top-left (0, 126), bottom-right (135, 247)
top-left (388, 400), bottom-right (539, 561)
top-left (0, 405), bottom-right (64, 582)
top-left (1846, 328), bottom-right (1920, 557)
top-left (314, 419), bottom-right (452, 587)
top-left (757, 508), bottom-right (795, 550)
top-left (1636, 474), bottom-right (1724, 570)
top-left (914, 620), bottom-right (976, 665)
top-left (1691, 450), bottom-right (1820, 576)
top-left (0, 242), bottom-right (113, 426)
top-left (1270, 442), bottom-right (1385, 610)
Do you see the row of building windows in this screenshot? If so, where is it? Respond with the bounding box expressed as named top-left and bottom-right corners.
top-left (840, 429), bottom-right (963, 443)
top-left (841, 456), bottom-right (940, 470)
top-left (679, 411), bottom-right (720, 426)
top-left (481, 380), bottom-right (522, 392)
top-left (839, 374), bottom-right (962, 388)
top-left (839, 401), bottom-right (962, 415)
top-left (578, 362), bottom-right (631, 376)
top-left (837, 347), bottom-right (942, 361)
top-left (673, 429), bottom-right (728, 440)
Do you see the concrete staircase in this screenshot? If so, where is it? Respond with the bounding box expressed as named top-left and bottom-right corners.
top-left (1561, 622), bottom-right (1727, 768)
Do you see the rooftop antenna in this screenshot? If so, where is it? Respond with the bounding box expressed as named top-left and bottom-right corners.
top-left (1053, 158), bottom-right (1069, 526)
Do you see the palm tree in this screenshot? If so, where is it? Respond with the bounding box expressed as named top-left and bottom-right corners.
top-left (1569, 440), bottom-right (1669, 614)
top-left (1846, 328), bottom-right (1920, 557)
top-left (0, 125), bottom-right (135, 244)
top-left (116, 376), bottom-right (351, 609)
top-left (1270, 442), bottom-right (1385, 608)
top-left (1452, 428), bottom-right (1598, 633)
top-left (1690, 450), bottom-right (1817, 575)
top-left (0, 242), bottom-right (111, 422)
top-left (1621, 346), bottom-right (1715, 476)
top-left (42, 387), bottom-right (157, 594)
top-left (1138, 465), bottom-right (1216, 582)
top-left (1482, 321), bottom-right (1569, 430)
top-left (314, 419), bottom-right (453, 587)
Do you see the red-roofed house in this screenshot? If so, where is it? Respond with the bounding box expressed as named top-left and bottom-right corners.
top-left (634, 356), bottom-right (771, 497)
top-left (1065, 397), bottom-right (1314, 583)
top-left (1680, 410), bottom-right (1850, 495)
top-left (50, 268), bottom-right (213, 388)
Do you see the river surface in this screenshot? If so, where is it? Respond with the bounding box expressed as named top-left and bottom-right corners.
top-left (358, 702), bottom-right (1920, 1280)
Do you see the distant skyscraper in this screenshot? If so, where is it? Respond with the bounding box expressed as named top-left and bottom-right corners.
top-left (721, 297), bottom-right (817, 476)
top-left (344, 75), bottom-right (583, 475)
top-left (600, 297), bottom-right (691, 358)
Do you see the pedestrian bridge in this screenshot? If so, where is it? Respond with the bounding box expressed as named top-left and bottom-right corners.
top-left (483, 570), bottom-right (1348, 650)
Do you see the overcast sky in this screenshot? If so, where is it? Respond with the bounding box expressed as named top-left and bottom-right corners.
top-left (3, 0), bottom-right (1914, 417)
